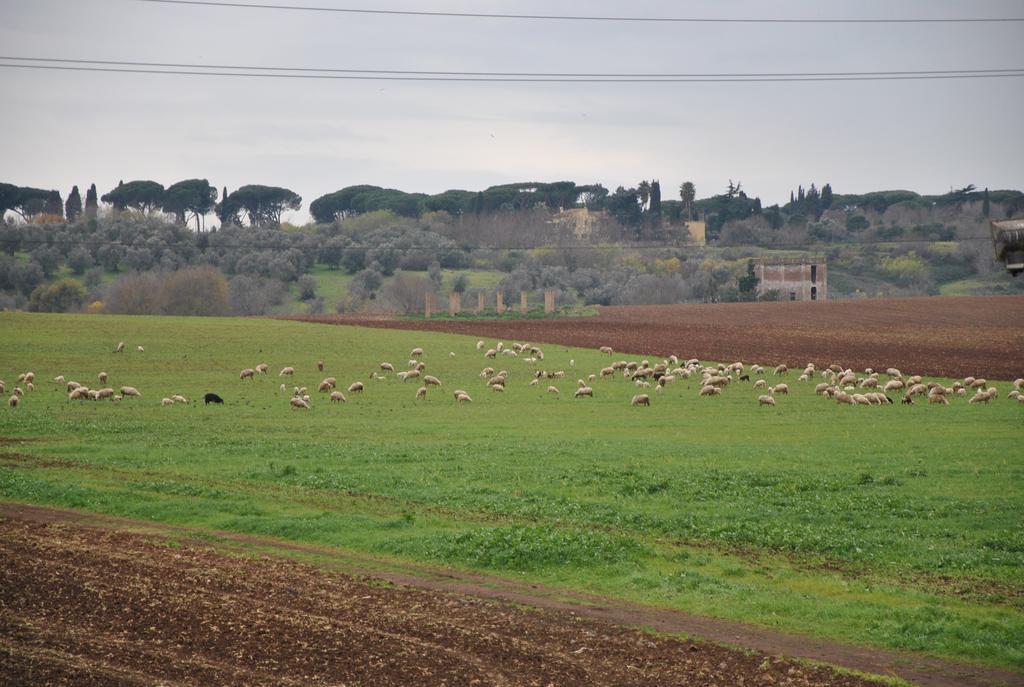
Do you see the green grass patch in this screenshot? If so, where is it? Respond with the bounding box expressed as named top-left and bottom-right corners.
top-left (0, 311), bottom-right (1021, 671)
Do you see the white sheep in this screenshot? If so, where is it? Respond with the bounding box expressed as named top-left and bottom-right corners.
top-left (318, 380), bottom-right (332, 393)
top-left (480, 367), bottom-right (495, 378)
top-left (348, 382), bottom-right (364, 393)
top-left (529, 378), bottom-right (539, 387)
top-left (928, 394), bottom-right (949, 405)
top-left (256, 363), bottom-right (269, 374)
top-left (455, 392), bottom-right (473, 403)
top-left (491, 383), bottom-right (505, 393)
top-left (485, 348), bottom-right (497, 359)
top-left (98, 371), bottom-right (108, 384)
top-left (240, 368), bottom-right (256, 381)
top-left (773, 364), bottom-right (788, 376)
top-left (415, 386), bottom-right (427, 400)
top-left (380, 362), bottom-right (395, 373)
top-left (120, 386), bottom-right (141, 398)
top-left (114, 341), bottom-right (126, 353)
top-left (476, 340), bottom-right (485, 350)
top-left (137, 345), bottom-right (145, 353)
top-left (599, 346), bottom-right (613, 355)
top-left (290, 397), bottom-right (310, 410)
top-left (411, 347), bottom-right (424, 357)
top-left (754, 379), bottom-right (768, 389)
top-left (171, 395), bottom-right (187, 404)
top-left (773, 384), bottom-right (789, 395)
top-left (574, 386), bottom-right (593, 398)
top-left (54, 375), bottom-right (65, 385)
top-left (330, 391), bottom-right (347, 403)
top-left (97, 388), bottom-right (115, 399)
top-left (758, 394), bottom-right (776, 407)
top-left (631, 394), bottom-right (650, 406)
top-left (547, 385), bottom-right (559, 395)
top-left (699, 385), bottom-right (721, 397)
top-left (424, 375), bottom-right (441, 387)
top-left (8, 395), bottom-right (19, 407)
top-left (279, 366), bottom-right (295, 377)
top-left (323, 377), bottom-right (337, 388)
top-left (161, 398), bottom-right (174, 406)
top-left (279, 383), bottom-right (286, 394)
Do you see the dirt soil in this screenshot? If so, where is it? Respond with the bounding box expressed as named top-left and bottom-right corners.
top-left (3, 504), bottom-right (1022, 687)
top-left (297, 296), bottom-right (1024, 380)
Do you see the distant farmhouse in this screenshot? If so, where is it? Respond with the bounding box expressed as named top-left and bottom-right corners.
top-left (755, 257), bottom-right (827, 301)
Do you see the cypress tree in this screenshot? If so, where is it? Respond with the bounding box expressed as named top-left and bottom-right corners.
top-left (44, 190), bottom-right (63, 218)
top-left (982, 187), bottom-right (990, 218)
top-left (85, 183), bottom-right (98, 218)
top-left (65, 185), bottom-right (82, 222)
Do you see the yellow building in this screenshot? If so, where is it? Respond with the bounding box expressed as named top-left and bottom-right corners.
top-left (684, 220), bottom-right (706, 245)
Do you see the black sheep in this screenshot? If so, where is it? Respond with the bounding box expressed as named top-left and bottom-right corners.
top-left (204, 393), bottom-right (224, 405)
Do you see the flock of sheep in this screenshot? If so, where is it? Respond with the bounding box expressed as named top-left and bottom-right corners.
top-left (5, 336), bottom-right (1023, 413)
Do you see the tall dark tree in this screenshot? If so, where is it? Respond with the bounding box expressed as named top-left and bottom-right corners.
top-left (821, 183), bottom-right (834, 210)
top-left (222, 185), bottom-right (301, 227)
top-left (738, 260), bottom-right (759, 300)
top-left (679, 181), bottom-right (696, 220)
top-left (163, 178), bottom-right (217, 231)
top-left (85, 184), bottom-right (98, 218)
top-left (65, 186), bottom-right (82, 222)
top-left (648, 180), bottom-right (662, 235)
top-left (101, 180), bottom-right (165, 214)
top-left (637, 180), bottom-right (651, 210)
top-left (982, 187), bottom-right (991, 218)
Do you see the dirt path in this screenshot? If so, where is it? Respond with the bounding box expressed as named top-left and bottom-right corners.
top-left (295, 295), bottom-right (1024, 380)
top-left (2, 502), bottom-right (1020, 687)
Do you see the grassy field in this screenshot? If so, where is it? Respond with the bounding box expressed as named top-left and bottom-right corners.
top-left (1, 312), bottom-right (1022, 670)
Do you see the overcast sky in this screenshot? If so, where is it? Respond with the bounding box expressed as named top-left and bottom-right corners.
top-left (2, 0), bottom-right (1022, 223)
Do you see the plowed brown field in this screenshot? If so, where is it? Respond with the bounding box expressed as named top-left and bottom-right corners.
top-left (299, 296), bottom-right (1024, 380)
top-left (1, 514), bottom-right (878, 687)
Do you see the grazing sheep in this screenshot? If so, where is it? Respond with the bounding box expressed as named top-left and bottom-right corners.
top-left (69, 388), bottom-right (89, 400)
top-left (290, 397), bottom-right (310, 410)
top-left (599, 366), bottom-right (616, 379)
top-left (113, 341), bottom-right (127, 353)
top-left (318, 380), bottom-right (332, 393)
top-left (414, 362), bottom-right (426, 372)
top-left (348, 382), bottom-right (364, 393)
top-left (161, 398), bottom-right (174, 407)
top-left (322, 377), bottom-right (337, 388)
top-left (455, 392), bottom-right (473, 404)
top-left (424, 375), bottom-right (441, 387)
top-left (480, 367), bottom-right (495, 378)
top-left (815, 382), bottom-right (830, 395)
top-left (883, 379), bottom-right (904, 392)
top-left (279, 366), bottom-right (295, 377)
top-left (401, 369), bottom-right (421, 382)
top-left (297, 386), bottom-right (308, 396)
top-left (240, 368), bottom-right (256, 381)
top-left (758, 394), bottom-right (776, 407)
top-left (279, 383), bottom-right (287, 394)
top-left (171, 395), bottom-right (187, 404)
top-left (599, 346), bottom-right (613, 355)
top-left (330, 391), bottom-right (347, 403)
top-left (9, 395), bottom-right (19, 407)
top-left (120, 386), bottom-right (141, 398)
top-left (929, 394), bottom-right (949, 405)
top-left (635, 380), bottom-right (651, 389)
top-left (136, 345), bottom-right (145, 353)
top-left (851, 394), bottom-right (872, 406)
top-left (376, 362), bottom-right (395, 374)
top-left (491, 383), bottom-right (505, 393)
top-left (754, 379), bottom-right (767, 389)
top-left (25, 382), bottom-right (34, 392)
top-left (1008, 390), bottom-right (1020, 400)
top-left (547, 385), bottom-right (559, 395)
top-left (859, 377), bottom-right (879, 389)
top-left (97, 388), bottom-right (115, 399)
top-left (773, 364), bottom-right (788, 376)
top-left (658, 375), bottom-right (676, 387)
top-left (834, 392), bottom-right (855, 405)
top-left (699, 385), bottom-right (720, 397)
top-left (476, 340), bottom-right (485, 350)
top-left (970, 378), bottom-right (987, 389)
top-left (13, 387), bottom-right (24, 397)
top-left (411, 347), bottom-right (424, 357)
top-left (907, 384), bottom-right (928, 397)
top-left (485, 348), bottom-right (497, 359)
top-left (1014, 378), bottom-right (1024, 391)
top-left (450, 352), bottom-right (456, 358)
top-left (574, 386), bottom-right (594, 398)
top-left (588, 374), bottom-right (597, 382)
top-left (415, 386), bottom-right (427, 400)
top-left (256, 363), bottom-right (269, 374)
top-left (53, 375), bottom-right (65, 385)
top-left (772, 384), bottom-right (789, 395)
top-left (631, 394), bottom-right (650, 406)
top-left (529, 378), bottom-right (539, 387)
top-left (204, 393), bottom-right (224, 405)
top-left (901, 394), bottom-right (914, 405)
top-left (317, 360), bottom-right (324, 372)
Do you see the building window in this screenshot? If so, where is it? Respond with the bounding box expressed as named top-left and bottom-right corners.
top-left (811, 286), bottom-right (817, 301)
top-left (811, 265), bottom-right (817, 283)
top-left (789, 291), bottom-right (797, 301)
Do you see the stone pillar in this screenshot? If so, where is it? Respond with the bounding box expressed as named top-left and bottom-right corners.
top-left (520, 290), bottom-right (528, 315)
top-left (424, 292), bottom-right (435, 319)
top-left (496, 291), bottom-right (505, 314)
top-left (544, 289), bottom-right (555, 314)
top-left (477, 291), bottom-right (485, 313)
top-left (448, 291), bottom-right (461, 317)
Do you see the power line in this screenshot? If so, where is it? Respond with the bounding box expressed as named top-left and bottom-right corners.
top-left (135, 0), bottom-right (1024, 24)
top-left (2, 61), bottom-right (1022, 83)
top-left (3, 56), bottom-right (1021, 80)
